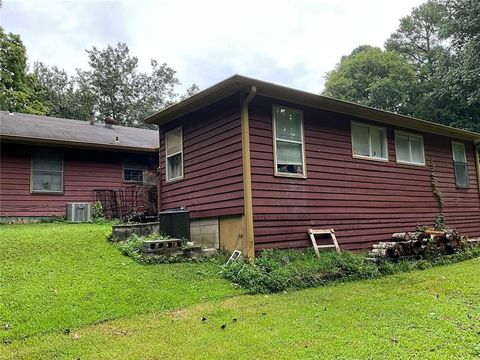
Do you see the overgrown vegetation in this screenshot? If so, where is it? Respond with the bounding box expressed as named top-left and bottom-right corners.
top-left (430, 160), bottom-right (447, 230)
top-left (114, 233), bottom-right (229, 264)
top-left (92, 201), bottom-right (104, 221)
top-left (222, 246), bottom-right (480, 293)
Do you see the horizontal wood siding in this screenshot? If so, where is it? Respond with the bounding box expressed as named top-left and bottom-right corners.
top-left (0, 143), bottom-right (155, 217)
top-left (159, 95), bottom-right (244, 219)
top-left (249, 96), bottom-right (480, 251)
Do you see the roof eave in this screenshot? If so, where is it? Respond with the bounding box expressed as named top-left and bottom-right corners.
top-left (144, 74), bottom-right (480, 142)
top-left (144, 75), bottom-right (249, 126)
top-left (1, 135), bottom-right (158, 153)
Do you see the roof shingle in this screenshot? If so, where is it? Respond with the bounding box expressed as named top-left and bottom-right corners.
top-left (0, 111), bottom-right (158, 152)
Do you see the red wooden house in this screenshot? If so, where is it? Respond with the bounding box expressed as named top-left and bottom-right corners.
top-left (0, 111), bottom-right (158, 221)
top-left (145, 75), bottom-right (480, 255)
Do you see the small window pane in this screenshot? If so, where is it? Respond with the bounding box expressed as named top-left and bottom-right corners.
top-left (452, 142), bottom-right (466, 162)
top-left (33, 153), bottom-right (63, 171)
top-left (352, 124), bottom-right (369, 157)
top-left (454, 163), bottom-right (468, 188)
top-left (33, 159), bottom-right (63, 172)
top-left (33, 172), bottom-right (62, 191)
top-left (370, 127), bottom-right (386, 158)
top-left (274, 107), bottom-right (302, 142)
top-left (276, 141), bottom-right (303, 165)
top-left (410, 136), bottom-right (424, 164)
top-left (277, 164), bottom-right (304, 175)
top-left (124, 169), bottom-right (143, 182)
top-left (166, 128), bottom-right (182, 155)
top-left (396, 134), bottom-right (410, 162)
top-left (167, 153), bottom-right (182, 180)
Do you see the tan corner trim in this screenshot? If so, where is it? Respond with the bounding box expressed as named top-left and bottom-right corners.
top-left (241, 86), bottom-right (256, 258)
top-left (475, 142), bottom-right (480, 196)
top-left (157, 128), bottom-right (163, 213)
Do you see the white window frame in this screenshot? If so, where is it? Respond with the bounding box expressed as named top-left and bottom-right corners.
top-left (452, 141), bottom-right (469, 188)
top-left (394, 130), bottom-right (425, 166)
top-left (165, 126), bottom-right (184, 182)
top-left (272, 104), bottom-right (306, 178)
top-left (351, 121), bottom-right (389, 162)
top-left (31, 149), bottom-right (64, 193)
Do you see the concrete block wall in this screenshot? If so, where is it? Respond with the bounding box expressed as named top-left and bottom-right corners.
top-left (190, 217), bottom-right (219, 249)
top-left (111, 222), bottom-right (160, 242)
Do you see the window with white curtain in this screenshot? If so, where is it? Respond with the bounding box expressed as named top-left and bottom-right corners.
top-left (395, 131), bottom-right (425, 165)
top-left (273, 105), bottom-right (305, 177)
top-left (165, 127), bottom-right (183, 181)
top-left (351, 122), bottom-right (388, 161)
top-left (32, 150), bottom-right (63, 192)
top-left (452, 141), bottom-right (468, 188)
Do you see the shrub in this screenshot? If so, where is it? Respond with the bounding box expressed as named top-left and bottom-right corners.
top-left (114, 233), bottom-right (230, 265)
top-left (116, 233), bottom-right (145, 258)
top-left (221, 245), bottom-right (480, 294)
top-left (92, 201), bottom-right (105, 222)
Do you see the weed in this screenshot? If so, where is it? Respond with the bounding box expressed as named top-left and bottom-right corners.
top-left (222, 246), bottom-right (480, 294)
top-left (113, 233), bottom-right (229, 265)
top-left (92, 201), bottom-right (105, 221)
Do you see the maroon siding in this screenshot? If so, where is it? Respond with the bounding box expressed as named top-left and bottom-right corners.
top-left (249, 96), bottom-right (480, 251)
top-left (0, 142), bottom-right (155, 217)
top-left (158, 95), bottom-right (244, 219)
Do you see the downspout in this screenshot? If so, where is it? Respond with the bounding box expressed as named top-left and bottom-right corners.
top-left (241, 85), bottom-right (257, 258)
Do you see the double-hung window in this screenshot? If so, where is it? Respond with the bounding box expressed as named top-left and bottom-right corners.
top-left (452, 141), bottom-right (468, 188)
top-left (32, 150), bottom-right (63, 193)
top-left (273, 105), bottom-right (305, 177)
top-left (395, 131), bottom-right (425, 165)
top-left (165, 127), bottom-right (183, 182)
top-left (351, 122), bottom-right (388, 161)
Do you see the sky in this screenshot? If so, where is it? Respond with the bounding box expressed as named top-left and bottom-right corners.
top-left (1, 0), bottom-right (426, 94)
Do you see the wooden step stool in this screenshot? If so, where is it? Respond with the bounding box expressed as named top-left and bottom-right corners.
top-left (308, 228), bottom-right (341, 258)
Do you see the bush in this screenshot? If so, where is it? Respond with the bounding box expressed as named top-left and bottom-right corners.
top-left (92, 201), bottom-right (106, 223)
top-left (114, 233), bottom-right (230, 265)
top-left (221, 245), bottom-right (480, 294)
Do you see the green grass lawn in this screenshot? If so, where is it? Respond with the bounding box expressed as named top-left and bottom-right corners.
top-left (1, 223), bottom-right (479, 359)
top-left (0, 223), bottom-right (241, 341)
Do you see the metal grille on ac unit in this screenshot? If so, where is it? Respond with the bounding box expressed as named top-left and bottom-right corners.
top-left (66, 203), bottom-right (92, 222)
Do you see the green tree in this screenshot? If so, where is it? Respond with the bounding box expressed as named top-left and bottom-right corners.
top-left (384, 0), bottom-right (479, 131)
top-left (323, 46), bottom-right (417, 114)
top-left (180, 83), bottom-right (200, 101)
top-left (33, 62), bottom-right (95, 121)
top-left (76, 43), bottom-right (180, 127)
top-left (384, 1), bottom-right (451, 122)
top-left (0, 27), bottom-right (48, 114)
top-left (385, 0), bottom-right (448, 82)
top-left (433, 0), bottom-right (480, 131)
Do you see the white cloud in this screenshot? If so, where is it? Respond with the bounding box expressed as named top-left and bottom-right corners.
top-left (2, 0), bottom-right (426, 93)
